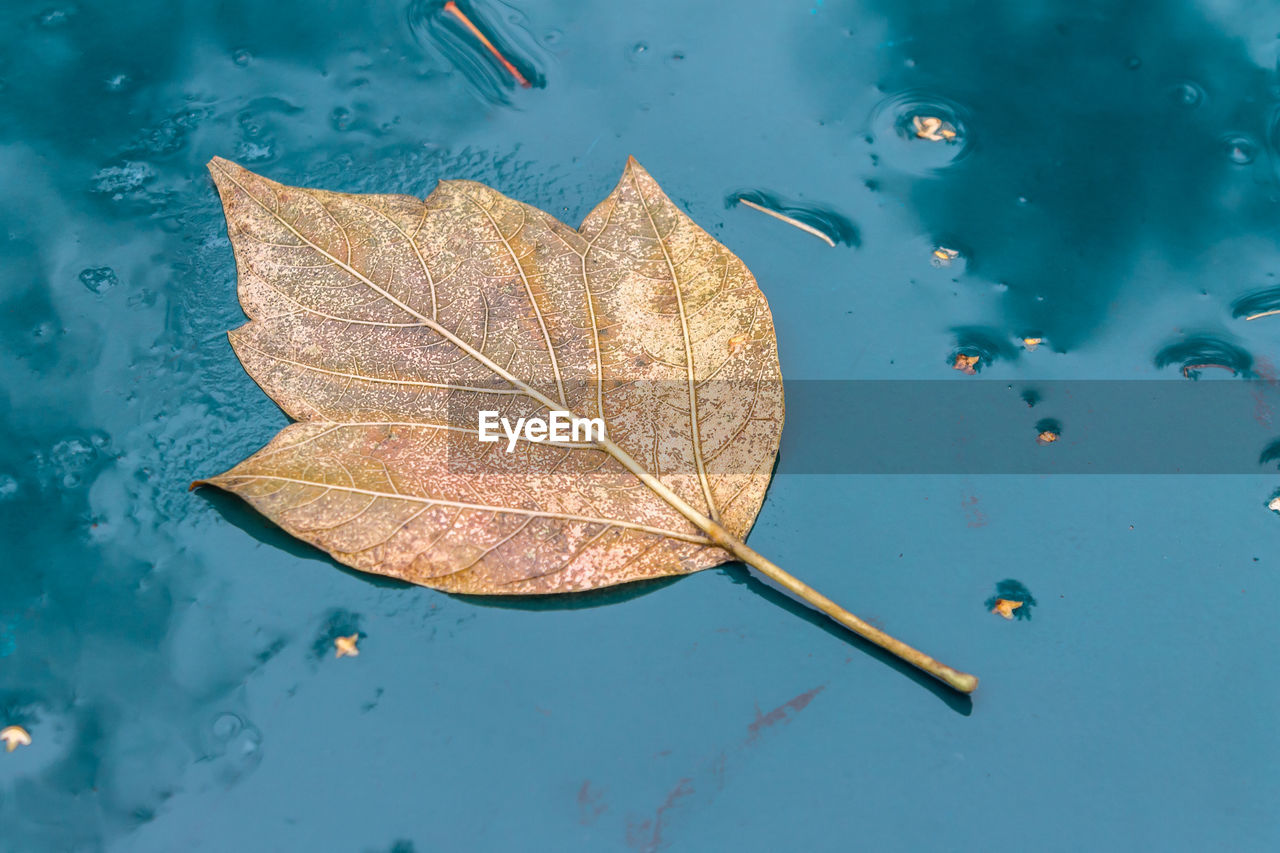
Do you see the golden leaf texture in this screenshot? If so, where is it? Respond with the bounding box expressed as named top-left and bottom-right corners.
top-left (199, 157), bottom-right (784, 594)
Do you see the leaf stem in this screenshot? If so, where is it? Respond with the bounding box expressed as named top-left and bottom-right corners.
top-left (721, 537), bottom-right (979, 694)
top-left (599, 437), bottom-right (979, 694)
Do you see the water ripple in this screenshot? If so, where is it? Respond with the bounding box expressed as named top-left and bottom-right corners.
top-left (1154, 333), bottom-right (1253, 378)
top-left (407, 0), bottom-right (545, 106)
top-left (869, 89), bottom-right (973, 175)
top-left (726, 189), bottom-right (859, 247)
top-left (1231, 286), bottom-right (1280, 321)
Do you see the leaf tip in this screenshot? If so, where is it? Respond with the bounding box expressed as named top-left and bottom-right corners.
top-left (207, 155), bottom-right (236, 175)
top-left (207, 156), bottom-right (256, 192)
top-left (623, 155), bottom-right (648, 178)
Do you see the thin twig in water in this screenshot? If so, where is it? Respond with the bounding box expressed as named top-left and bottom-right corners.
top-left (1182, 362), bottom-right (1235, 377)
top-left (443, 1), bottom-right (532, 89)
top-left (736, 198), bottom-right (836, 247)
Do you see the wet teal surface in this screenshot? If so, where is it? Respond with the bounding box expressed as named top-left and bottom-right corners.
top-left (2, 1), bottom-right (1279, 850)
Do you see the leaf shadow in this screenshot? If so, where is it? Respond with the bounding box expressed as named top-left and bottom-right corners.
top-left (721, 564), bottom-right (974, 716)
top-left (197, 487), bottom-right (414, 590)
top-left (461, 575), bottom-right (684, 611)
top-left (200, 489), bottom-right (971, 710)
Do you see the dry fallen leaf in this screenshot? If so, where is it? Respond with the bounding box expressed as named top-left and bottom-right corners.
top-left (194, 157), bottom-right (976, 693)
top-left (953, 354), bottom-right (979, 375)
top-left (1, 725), bottom-right (31, 752)
top-left (1023, 337), bottom-right (1042, 350)
top-left (1269, 497), bottom-right (1280, 513)
top-left (334, 634), bottom-right (360, 658)
top-left (991, 599), bottom-right (1023, 619)
top-left (1037, 430), bottom-right (1059, 445)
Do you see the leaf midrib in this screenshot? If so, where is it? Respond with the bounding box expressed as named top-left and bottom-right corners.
top-left (627, 168), bottom-right (720, 524)
top-left (217, 473), bottom-right (712, 545)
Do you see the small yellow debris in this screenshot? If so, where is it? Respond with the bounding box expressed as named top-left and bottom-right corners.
top-left (1037, 430), bottom-right (1059, 445)
top-left (727, 333), bottom-right (749, 355)
top-left (1, 726), bottom-right (31, 753)
top-left (912, 115), bottom-right (958, 142)
top-left (1269, 497), bottom-right (1280, 513)
top-left (334, 634), bottom-right (360, 658)
top-left (1023, 337), bottom-right (1043, 350)
top-left (931, 246), bottom-right (961, 267)
top-left (991, 599), bottom-right (1023, 620)
top-left (953, 354), bottom-right (979, 375)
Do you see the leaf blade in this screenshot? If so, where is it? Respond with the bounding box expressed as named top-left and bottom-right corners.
top-left (208, 422), bottom-right (725, 592)
top-left (204, 156), bottom-right (784, 594)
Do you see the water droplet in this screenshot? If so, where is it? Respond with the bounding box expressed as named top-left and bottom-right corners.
top-left (542, 29), bottom-right (562, 45)
top-left (331, 107), bottom-right (353, 131)
top-left (79, 267), bottom-right (118, 295)
top-left (1126, 56), bottom-right (1142, 70)
top-left (212, 713), bottom-right (243, 740)
top-left (90, 161), bottom-right (156, 196)
top-left (236, 727), bottom-right (262, 757)
top-left (37, 7), bottom-right (71, 27)
top-left (105, 74), bottom-right (129, 92)
top-left (633, 42), bottom-right (648, 55)
top-left (1224, 135), bottom-right (1257, 165)
top-left (127, 288), bottom-right (156, 308)
top-left (232, 49), bottom-right (252, 66)
top-left (47, 438), bottom-right (97, 488)
top-left (1169, 81), bottom-right (1204, 108)
top-left (235, 141), bottom-right (274, 163)
top-left (869, 91), bottom-right (972, 175)
top-left (1016, 195), bottom-right (1030, 206)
